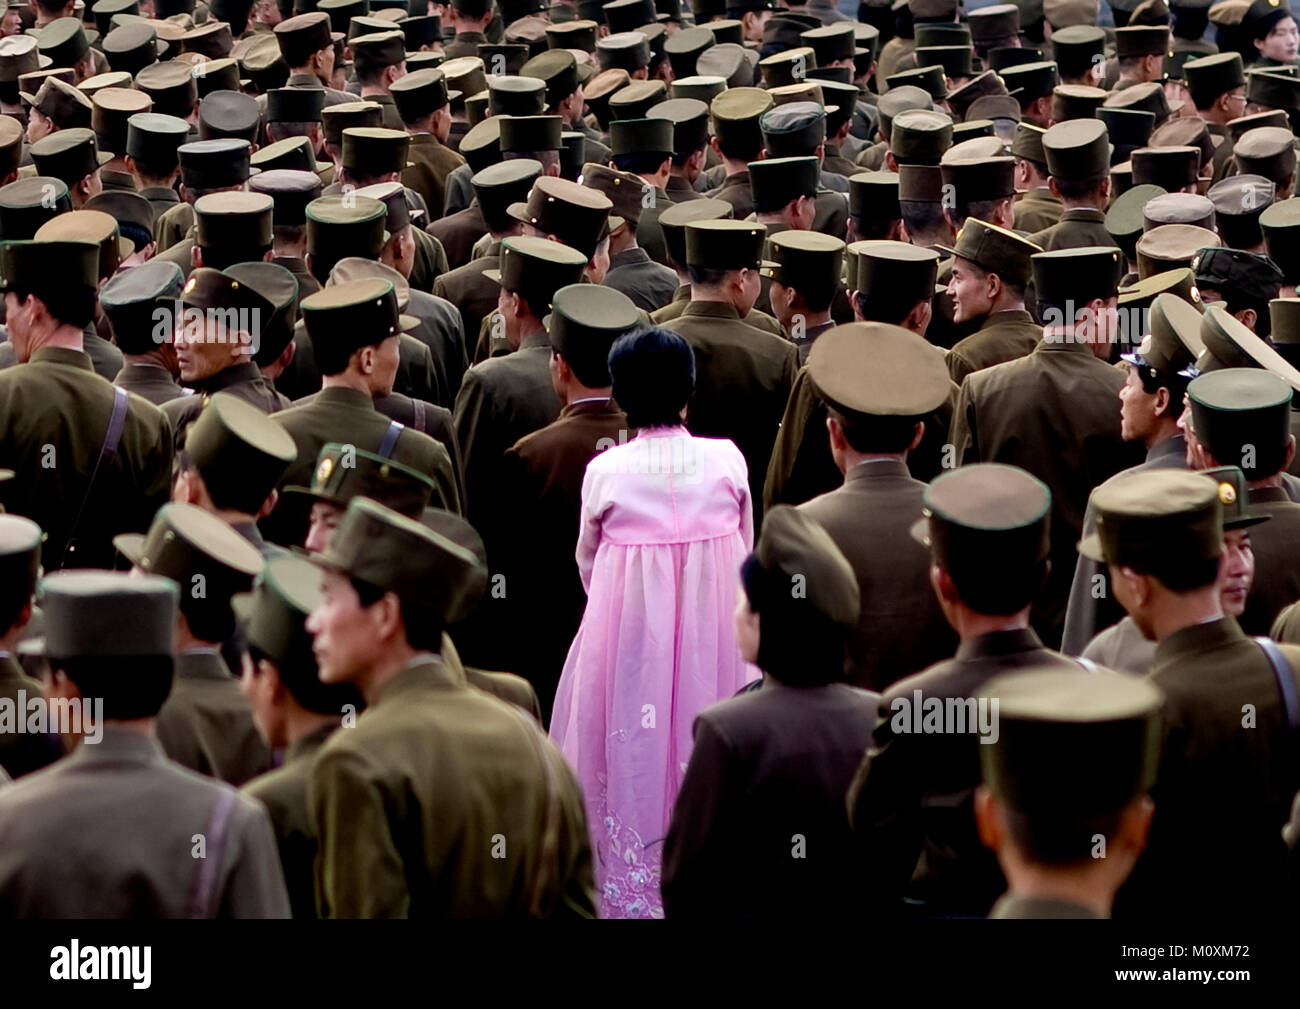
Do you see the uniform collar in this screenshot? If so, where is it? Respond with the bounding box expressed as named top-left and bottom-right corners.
top-left (1060, 207), bottom-right (1105, 222)
top-left (284, 721), bottom-right (337, 764)
top-left (139, 186), bottom-right (180, 202)
top-left (68, 725), bottom-right (166, 767)
top-left (1153, 615), bottom-right (1240, 670)
top-left (560, 397), bottom-right (621, 419)
top-left (191, 360), bottom-right (265, 394)
top-left (176, 649), bottom-right (234, 680)
top-left (977, 309), bottom-right (1034, 331)
top-left (1146, 433), bottom-right (1186, 464)
top-left (844, 457), bottom-right (911, 484)
top-left (316, 385), bottom-right (376, 410)
top-left (609, 246), bottom-right (649, 268)
top-left (29, 346), bottom-right (94, 370)
top-left (287, 73), bottom-right (324, 89)
top-left (681, 300), bottom-right (742, 320)
top-left (518, 328), bottom-right (550, 351)
top-left (371, 655), bottom-right (464, 707)
top-left (954, 626), bottom-right (1045, 662)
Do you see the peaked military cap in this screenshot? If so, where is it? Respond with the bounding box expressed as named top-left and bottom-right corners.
top-left (183, 391), bottom-right (296, 515)
top-left (659, 196), bottom-right (731, 265)
top-left (545, 282), bottom-right (641, 384)
top-left (685, 218), bottom-right (765, 270)
top-left (485, 233), bottom-right (590, 309)
top-left (938, 217), bottom-right (1041, 287)
top-left (1120, 290), bottom-right (1205, 380)
top-left (470, 158), bottom-right (542, 233)
top-left (287, 441), bottom-right (437, 519)
top-left (581, 162), bottom-right (649, 225)
top-left (1136, 223), bottom-right (1220, 278)
top-left (0, 177), bottom-right (71, 239)
top-left (886, 64), bottom-right (949, 102)
top-left (758, 45), bottom-right (815, 89)
top-left (1033, 245), bottom-right (1123, 304)
top-left (745, 505), bottom-right (859, 631)
top-left (1246, 68), bottom-right (1300, 112)
top-left (25, 75), bottom-right (92, 128)
top-left (807, 319), bottom-right (950, 419)
top-left (1208, 174), bottom-right (1274, 249)
top-left (852, 240), bottom-right (939, 300)
top-left (32, 570), bottom-right (177, 660)
top-left (940, 156), bottom-right (1015, 206)
top-left (341, 126), bottom-right (409, 175)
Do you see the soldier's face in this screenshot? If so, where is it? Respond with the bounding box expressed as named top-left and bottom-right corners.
top-left (174, 313), bottom-right (241, 381)
top-left (308, 569), bottom-right (382, 685)
top-left (25, 109), bottom-right (51, 145)
top-left (1219, 529), bottom-right (1255, 618)
top-left (240, 652), bottom-right (286, 749)
top-left (1259, 17), bottom-right (1300, 63)
top-left (1118, 365), bottom-right (1159, 443)
top-left (372, 333), bottom-right (401, 396)
top-left (947, 258), bottom-right (994, 324)
top-left (306, 502), bottom-right (345, 554)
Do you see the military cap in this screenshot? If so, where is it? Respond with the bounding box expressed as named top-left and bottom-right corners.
top-left (463, 88), bottom-right (489, 127)
top-left (978, 667), bottom-right (1163, 819)
top-left (999, 60), bottom-right (1060, 103)
top-left (1130, 145), bottom-right (1201, 191)
top-left (285, 441), bottom-right (437, 519)
top-left (664, 26), bottom-right (713, 79)
top-left (1113, 24), bottom-right (1171, 59)
top-left (194, 89), bottom-right (256, 144)
top-left (264, 87), bottom-right (325, 127)
top-left (1118, 267), bottom-right (1201, 315)
top-left (1233, 125), bottom-right (1296, 184)
top-left (134, 58), bottom-right (197, 116)
top-left (179, 20), bottom-right (233, 59)
top-left (545, 282), bottom-right (640, 384)
top-left (0, 516), bottom-right (39, 614)
top-left (272, 11), bottom-right (333, 66)
top-left (1207, 174), bottom-right (1274, 249)
top-left (581, 161), bottom-right (648, 225)
top-left (744, 155), bottom-right (816, 214)
top-left (507, 175), bottom-right (612, 257)
top-left (1140, 192), bottom-right (1214, 233)
top-left (499, 0), bottom-right (546, 21)
top-left (0, 238), bottom-right (99, 306)
top-left (85, 191), bottom-right (153, 258)
top-left (584, 67), bottom-right (631, 129)
top-left (897, 162), bottom-right (944, 203)
top-left (684, 217), bottom-right (764, 270)
top-left (0, 116), bottom-right (21, 180)
top-left (1198, 294), bottom-right (1295, 377)
top-left (989, 46), bottom-right (1043, 72)
top-left (340, 126), bottom-right (409, 177)
top-left (78, 70), bottom-right (135, 98)
top-left (643, 98), bottom-right (707, 158)
top-left (318, 0), bottom-right (366, 31)
top-left (187, 57), bottom-right (241, 99)
top-left (1135, 223), bottom-right (1219, 278)
top-left (305, 194), bottom-right (387, 279)
top-left (1049, 83), bottom-right (1105, 123)
top-left (175, 137), bottom-right (250, 191)
top-left (799, 23), bottom-right (856, 67)
top-left (101, 21), bottom-right (162, 77)
top-left (1179, 51), bottom-right (1245, 110)
top-left (1103, 80), bottom-right (1181, 124)
top-left (935, 217), bottom-right (1039, 287)
top-left (605, 116), bottom-right (669, 161)
top-left (1228, 108), bottom-right (1291, 143)
top-left (727, 0), bottom-right (779, 14)
top-left (946, 71), bottom-right (1011, 121)
top-left (967, 96), bottom-right (1022, 125)
top-left (484, 232), bottom-right (589, 313)
top-left (1269, 296), bottom-right (1300, 366)
top-left (458, 115), bottom-right (503, 173)
top-left (876, 83), bottom-right (931, 138)
top-left (607, 78), bottom-right (666, 120)
top-left (347, 29), bottom-right (405, 75)
top-left (760, 230), bottom-right (844, 307)
top-left (1006, 123), bottom-right (1046, 167)
top-left (1246, 68), bottom-right (1300, 115)
top-left (351, 180), bottom-right (412, 234)
top-left (1104, 183), bottom-right (1165, 261)
top-left (909, 0), bottom-right (958, 16)
top-left (180, 391), bottom-right (296, 516)
top-left (35, 17), bottom-right (90, 69)
top-left (30, 569), bottom-right (177, 661)
top-left (596, 29), bottom-right (650, 73)
top-left (853, 240), bottom-right (939, 304)
top-left (1186, 366), bottom-right (1293, 477)
top-left (521, 48), bottom-right (579, 107)
top-left (1049, 24), bottom-right (1105, 75)
top-left (559, 131), bottom-right (586, 180)
top-left (1033, 245), bottom-right (1123, 305)
top-left (760, 14), bottom-right (808, 54)
top-left (848, 170), bottom-right (900, 226)
top-left (300, 275), bottom-right (420, 364)
top-left (885, 64), bottom-right (948, 103)
top-left (0, 36), bottom-right (45, 92)
top-left (387, 67), bottom-right (456, 124)
top-left (0, 178), bottom-right (71, 239)
top-left (659, 196), bottom-right (731, 265)
top-left (742, 503), bottom-right (858, 632)
top-left (545, 19), bottom-right (599, 52)
top-left (1120, 289), bottom-right (1205, 377)
top-left (477, 43), bottom-right (529, 77)
top-left (918, 46), bottom-right (974, 81)
top-left (255, 132), bottom-right (327, 176)
top-left (28, 127), bottom-right (112, 188)
top-left (758, 45), bottom-right (814, 90)
top-left (1195, 246), bottom-right (1283, 306)
top-left (492, 115), bottom-right (558, 156)
top-left (440, 56), bottom-right (487, 109)
top-left (964, 2), bottom-right (1019, 42)
top-left (397, 13), bottom-right (440, 48)
top-left (24, 75), bottom-right (92, 129)
top-left (883, 107), bottom-right (948, 164)
top-left (804, 318), bottom-right (949, 422)
top-left (949, 118), bottom-right (994, 142)
top-left (218, 261), bottom-right (296, 368)
top-left (1096, 112), bottom-right (1158, 171)
top-left (315, 495), bottom-right (485, 623)
top-left (123, 110), bottom-right (188, 175)
top-left (937, 158), bottom-right (1014, 215)
top-left (33, 208), bottom-right (128, 281)
top-left (470, 158), bottom-right (541, 234)
top-left (1041, 117), bottom-right (1110, 182)
top-left (320, 100), bottom-right (382, 151)
top-left (1044, 0), bottom-right (1098, 23)
top-left (98, 258), bottom-right (183, 354)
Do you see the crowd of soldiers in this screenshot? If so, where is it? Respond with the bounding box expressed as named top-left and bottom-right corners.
top-left (0, 0), bottom-right (1298, 922)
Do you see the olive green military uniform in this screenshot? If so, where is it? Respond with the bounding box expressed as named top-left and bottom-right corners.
top-left (162, 363), bottom-right (291, 446)
top-left (0, 653), bottom-right (60, 780)
top-left (402, 133), bottom-right (466, 225)
top-left (651, 286), bottom-right (789, 335)
top-left (139, 185), bottom-right (182, 227)
top-left (113, 363), bottom-right (185, 406)
top-left (1027, 206), bottom-right (1117, 250)
top-left (433, 239), bottom-right (504, 345)
top-left (1012, 187), bottom-right (1063, 233)
top-left (603, 245), bottom-right (678, 313)
top-left (945, 310), bottom-right (1043, 385)
top-left (154, 200), bottom-right (193, 254)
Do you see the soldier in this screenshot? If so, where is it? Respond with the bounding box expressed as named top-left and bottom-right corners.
top-left (849, 463), bottom-right (1087, 916)
top-left (762, 229), bottom-right (843, 361)
top-left (1195, 246), bottom-right (1283, 334)
top-left (707, 86), bottom-right (772, 217)
top-left (90, 87), bottom-right (149, 194)
top-left (652, 196), bottom-right (735, 322)
top-left (524, 48), bottom-right (612, 166)
top-left (583, 161), bottom-right (677, 312)
top-left (941, 219), bottom-right (1044, 385)
top-left (1000, 61), bottom-right (1057, 128)
top-left (1113, 24), bottom-right (1171, 90)
top-left (1075, 469), bottom-right (1300, 919)
top-left (238, 554), bottom-right (362, 918)
top-left (797, 322), bottom-right (957, 690)
top-left (305, 495), bottom-right (597, 917)
top-left (662, 219), bottom-right (798, 520)
top-left (1234, 125), bottom-right (1296, 199)
top-left (1184, 52), bottom-right (1247, 184)
top-left (1062, 293), bottom-right (1204, 654)
top-left (651, 97), bottom-right (709, 203)
top-left (608, 116), bottom-right (673, 263)
top-left (153, 138), bottom-right (254, 273)
top-left (897, 163), bottom-right (955, 255)
top-left (0, 238), bottom-right (172, 569)
top-left (271, 12), bottom-right (353, 107)
top-left (952, 246), bottom-right (1146, 648)
top-left (120, 112), bottom-right (181, 225)
top-left (22, 76), bottom-right (91, 145)
top-left (663, 505), bottom-right (874, 918)
top-left (426, 118), bottom-right (501, 268)
top-left (1050, 24), bottom-right (1106, 86)
top-left (224, 261), bottom-right (304, 390)
top-left (28, 127), bottom-right (109, 208)
top-left (975, 668), bottom-right (1163, 919)
top-left (250, 167), bottom-right (323, 298)
top-left (390, 67), bottom-right (466, 221)
top-left (0, 515), bottom-right (61, 780)
top-left (318, 99), bottom-right (383, 184)
top-left (349, 30), bottom-right (408, 130)
top-left (503, 168), bottom-right (613, 289)
top-left (1027, 119), bottom-right (1118, 252)
top-left (100, 259), bottom-right (187, 405)
top-left (443, 0), bottom-right (494, 60)
top-left (0, 570), bottom-right (291, 917)
top-left (1209, 173), bottom-right (1274, 252)
top-left (330, 126), bottom-right (430, 222)
top-left (748, 154), bottom-right (817, 240)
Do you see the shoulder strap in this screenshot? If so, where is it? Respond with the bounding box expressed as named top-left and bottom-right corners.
top-left (412, 397), bottom-right (426, 434)
top-left (1256, 636), bottom-right (1300, 732)
top-left (189, 787), bottom-right (238, 918)
top-left (60, 386), bottom-right (129, 570)
top-left (376, 419), bottom-right (404, 460)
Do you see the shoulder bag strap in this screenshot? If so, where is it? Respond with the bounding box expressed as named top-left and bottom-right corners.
top-left (376, 419), bottom-right (404, 460)
top-left (60, 386), bottom-right (129, 569)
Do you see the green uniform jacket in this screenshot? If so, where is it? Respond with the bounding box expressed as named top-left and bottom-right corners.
top-left (1240, 486), bottom-right (1300, 636)
top-left (154, 200), bottom-right (193, 254)
top-left (409, 227), bottom-right (450, 294)
top-left (1027, 206), bottom-right (1117, 251)
top-left (433, 242), bottom-right (501, 349)
top-left (875, 36), bottom-right (915, 84)
top-left (274, 324), bottom-right (441, 404)
top-left (1118, 618), bottom-right (1300, 919)
top-left (0, 727), bottom-right (290, 917)
top-left (426, 201), bottom-right (489, 271)
top-left (798, 459), bottom-right (958, 691)
top-left (162, 361), bottom-right (291, 448)
top-left (156, 650), bottom-right (272, 787)
top-left (442, 30), bottom-right (487, 59)
top-left (308, 655), bottom-right (596, 917)
top-left (650, 285), bottom-right (788, 336)
top-left (0, 654), bottom-right (61, 780)
top-left (602, 245), bottom-right (678, 313)
top-left (1012, 188), bottom-right (1063, 234)
top-left (944, 309), bottom-right (1042, 386)
top-left (402, 133), bottom-right (466, 227)
top-left (242, 722), bottom-right (337, 918)
top-left (139, 185), bottom-right (181, 229)
top-left (662, 300), bottom-right (799, 523)
top-left (0, 346), bottom-right (173, 570)
top-left (634, 186), bottom-right (671, 264)
top-left (665, 175), bottom-right (705, 202)
top-left (708, 170), bottom-right (755, 219)
top-left (950, 338), bottom-right (1145, 647)
top-left (113, 361), bottom-right (184, 406)
top-left (848, 628), bottom-right (1084, 917)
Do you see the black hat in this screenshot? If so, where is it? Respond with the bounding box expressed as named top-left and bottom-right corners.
top-left (748, 155), bottom-right (818, 213)
top-left (761, 230), bottom-right (844, 306)
top-left (98, 258), bottom-right (184, 354)
top-left (685, 217), bottom-right (765, 270)
top-left (125, 110), bottom-right (188, 172)
top-left (485, 233), bottom-right (590, 309)
top-left (472, 158), bottom-right (543, 233)
top-left (301, 275), bottom-right (415, 359)
top-left (274, 11), bottom-right (334, 65)
top-left (341, 125), bottom-right (409, 176)
top-left (29, 127), bottom-right (113, 187)
top-left (350, 29), bottom-right (406, 73)
top-left (1095, 105), bottom-right (1156, 160)
top-left (1182, 51), bottom-right (1245, 108)
top-left (1194, 245), bottom-right (1284, 302)
top-left (178, 137), bottom-right (251, 189)
top-left (886, 64), bottom-right (949, 101)
top-left (1114, 24), bottom-right (1170, 57)
top-left (914, 45), bottom-right (972, 80)
top-left (849, 170), bottom-right (900, 225)
top-left (1049, 24), bottom-right (1105, 76)
top-left (939, 155), bottom-right (1015, 208)
top-left (102, 21), bottom-right (163, 77)
top-left (31, 570), bottom-right (177, 662)
top-left (401, 14), bottom-right (442, 50)
top-left (194, 190), bottom-right (274, 262)
top-left (1000, 60), bottom-right (1060, 103)
top-left (1032, 245), bottom-right (1122, 304)
top-left (1188, 367), bottom-right (1293, 478)
top-left (658, 196), bottom-right (732, 266)
top-left (1051, 83), bottom-right (1107, 121)
top-left (197, 88), bottom-right (259, 141)
top-left (609, 113), bottom-right (673, 156)
top-left (1131, 144), bottom-right (1201, 189)
top-left (389, 66), bottom-right (457, 122)
top-left (989, 46), bottom-right (1046, 72)
top-left (521, 47), bottom-right (580, 107)
top-left (305, 194), bottom-right (387, 281)
top-left (1041, 117), bottom-right (1109, 181)
top-left (477, 43), bottom-right (530, 76)
top-left (545, 282), bottom-right (641, 384)
top-left (498, 112), bottom-right (564, 153)
top-left (266, 86), bottom-right (325, 124)
top-left (318, 0), bottom-right (368, 33)
top-left (135, 59), bottom-right (198, 117)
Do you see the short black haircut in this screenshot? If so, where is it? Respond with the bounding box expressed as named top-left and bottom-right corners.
top-left (10, 284), bottom-right (96, 330)
top-left (687, 264), bottom-right (730, 287)
top-left (850, 216), bottom-right (900, 241)
top-left (273, 223), bottom-right (304, 246)
top-left (314, 329), bottom-right (391, 376)
top-left (1004, 804), bottom-right (1130, 866)
top-left (612, 151), bottom-right (672, 176)
top-left (852, 289), bottom-right (923, 326)
top-left (670, 145), bottom-right (705, 168)
top-left (131, 157), bottom-right (179, 180)
top-left (1052, 176), bottom-right (1108, 202)
top-left (942, 554), bottom-right (1047, 615)
top-left (756, 604), bottom-right (849, 686)
top-left (827, 404), bottom-right (920, 454)
top-left (716, 130), bottom-right (763, 163)
top-left (1205, 288), bottom-right (1276, 338)
top-left (351, 576), bottom-right (445, 653)
top-left (1129, 555), bottom-right (1221, 593)
top-left (55, 654), bottom-right (175, 719)
top-left (246, 642), bottom-right (363, 715)
top-left (950, 196), bottom-right (1011, 234)
top-left (608, 325), bottom-right (695, 429)
top-left (899, 198), bottom-right (948, 241)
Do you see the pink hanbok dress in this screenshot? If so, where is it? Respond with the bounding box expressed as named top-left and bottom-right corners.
top-left (549, 425), bottom-right (759, 919)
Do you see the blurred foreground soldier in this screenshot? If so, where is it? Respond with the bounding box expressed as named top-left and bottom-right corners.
top-left (662, 506), bottom-right (876, 918)
top-left (1028, 120), bottom-right (1117, 252)
top-left (0, 516), bottom-right (61, 780)
top-left (849, 464), bottom-right (1081, 917)
top-left (238, 554), bottom-right (363, 918)
top-left (0, 239), bottom-right (172, 569)
top-left (976, 669), bottom-right (1163, 919)
top-left (305, 496), bottom-right (597, 917)
top-left (116, 502), bottom-right (270, 786)
top-left (499, 285), bottom-right (637, 720)
top-left (940, 219), bottom-right (1044, 386)
top-left (100, 259), bottom-right (187, 406)
top-left (952, 247), bottom-right (1145, 648)
top-left (663, 219), bottom-right (797, 522)
top-left (798, 322), bottom-right (957, 691)
top-left (0, 570), bottom-right (290, 917)
top-left (1077, 469), bottom-right (1300, 919)
top-left (1062, 293), bottom-right (1203, 654)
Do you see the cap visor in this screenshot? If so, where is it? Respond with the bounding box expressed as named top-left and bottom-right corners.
top-left (95, 151), bottom-right (114, 165)
top-left (1077, 531), bottom-right (1105, 562)
top-left (1223, 513), bottom-right (1272, 531)
top-left (506, 201), bottom-right (531, 227)
top-left (397, 311), bottom-right (420, 331)
top-left (483, 267), bottom-right (502, 284)
top-left (112, 532), bottom-right (145, 565)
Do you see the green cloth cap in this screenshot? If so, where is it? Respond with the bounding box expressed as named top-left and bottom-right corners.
top-left (939, 155), bottom-right (1015, 206)
top-left (34, 569), bottom-right (177, 659)
top-left (29, 127), bottom-right (112, 186)
top-left (472, 157), bottom-right (542, 232)
top-left (248, 168), bottom-right (323, 228)
top-left (609, 113), bottom-right (673, 154)
top-left (300, 275), bottom-right (409, 359)
top-left (390, 66), bottom-right (457, 121)
top-left (1120, 290), bottom-right (1205, 377)
top-left (1049, 24), bottom-right (1105, 75)
top-left (341, 126), bottom-right (409, 177)
top-left (223, 260), bottom-right (301, 366)
top-left (273, 11), bottom-right (334, 66)
top-left (267, 85), bottom-right (326, 123)
top-left (607, 78), bottom-right (667, 120)
top-left (760, 230), bottom-right (844, 305)
top-left (748, 155), bottom-right (818, 213)
top-left (36, 17), bottom-right (90, 68)
top-left (750, 504), bottom-right (860, 630)
top-left (183, 391), bottom-right (296, 514)
top-left (1183, 51), bottom-right (1245, 107)
top-left (1208, 174), bottom-right (1275, 250)
top-left (890, 107), bottom-right (952, 164)
top-left (286, 441), bottom-right (437, 518)
top-left (1041, 116), bottom-right (1109, 181)
top-left (197, 90), bottom-right (260, 143)
top-left (498, 112), bottom-right (563, 152)
top-left (596, 29), bottom-right (651, 72)
top-left (1077, 468), bottom-right (1222, 568)
top-left (1131, 145), bottom-right (1201, 190)
top-left (999, 60), bottom-right (1059, 102)
top-left (1102, 80), bottom-right (1180, 123)
top-left (26, 76), bottom-right (92, 129)
top-left (0, 178), bottom-right (72, 239)
top-left (647, 96), bottom-right (709, 154)
top-left (178, 137), bottom-right (251, 189)
top-left (1260, 196), bottom-right (1300, 283)
top-left (321, 100), bottom-right (383, 150)
top-left (937, 216), bottom-right (1041, 286)
top-left (544, 282), bottom-right (641, 384)
top-left (1051, 83), bottom-right (1106, 122)
top-left (350, 29), bottom-right (406, 73)
top-left (1233, 125), bottom-right (1296, 184)
top-left (194, 190), bottom-right (273, 256)
top-left (709, 85), bottom-right (771, 157)
top-left (0, 239), bottom-right (99, 296)
top-left (849, 170), bottom-right (900, 224)
top-left (485, 232), bottom-right (590, 307)
top-left (852, 239), bottom-right (939, 302)
top-left (134, 58), bottom-right (198, 117)
top-left (1010, 121), bottom-right (1047, 164)
top-left (684, 217), bottom-right (765, 270)
top-left (250, 135), bottom-right (322, 174)
top-left (659, 196), bottom-right (731, 265)
top-left (1032, 245), bottom-right (1122, 303)
top-left (1187, 366), bottom-right (1294, 479)
top-left (99, 258), bottom-right (184, 353)
top-left (1114, 23), bottom-right (1170, 56)
top-left (505, 175), bottom-right (611, 258)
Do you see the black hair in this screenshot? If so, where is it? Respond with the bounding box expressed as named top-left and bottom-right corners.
top-left (612, 151), bottom-right (672, 176)
top-left (670, 145), bottom-right (704, 168)
top-left (608, 325), bottom-right (695, 429)
top-left (827, 404), bottom-right (920, 454)
top-left (1173, 7), bottom-right (1210, 40)
top-left (1004, 805), bottom-right (1129, 866)
top-left (852, 289), bottom-right (923, 326)
top-left (0, 570), bottom-right (33, 636)
top-left (899, 198), bottom-right (949, 241)
top-left (742, 556), bottom-right (849, 686)
top-left (350, 576), bottom-right (445, 653)
top-left (33, 0), bottom-right (69, 14)
top-left (850, 216), bottom-right (900, 240)
top-left (199, 241), bottom-right (271, 271)
top-left (557, 343), bottom-right (613, 389)
top-left (273, 223), bottom-right (305, 246)
top-left (355, 65), bottom-right (389, 89)
top-left (686, 264), bottom-right (730, 287)
top-left (179, 588), bottom-right (237, 646)
top-left (54, 654), bottom-right (175, 719)
top-left (131, 157), bottom-right (179, 180)
top-left (1131, 555), bottom-right (1221, 592)
top-left (788, 277), bottom-right (836, 314)
top-left (246, 642), bottom-right (363, 715)
top-left (1117, 54), bottom-right (1149, 74)
top-left (950, 196), bottom-right (1011, 234)
top-left (943, 554), bottom-right (1047, 615)
top-left (9, 284), bottom-right (95, 329)
top-left (1213, 290), bottom-right (1276, 337)
top-left (716, 129), bottom-right (763, 163)
top-left (1052, 176), bottom-right (1108, 202)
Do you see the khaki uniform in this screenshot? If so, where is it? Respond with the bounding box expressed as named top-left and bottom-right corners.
top-left (950, 339), bottom-right (1145, 647)
top-left (162, 361), bottom-right (290, 447)
top-left (1206, 120), bottom-right (1236, 185)
top-left (442, 30), bottom-right (487, 59)
top-left (1027, 206), bottom-right (1117, 251)
top-left (308, 656), bottom-right (596, 917)
top-left (650, 285), bottom-right (788, 336)
top-left (402, 133), bottom-right (466, 226)
top-left (0, 346), bottom-right (173, 570)
top-left (154, 201), bottom-right (193, 254)
top-left (1012, 187), bottom-right (1063, 234)
top-left (426, 202), bottom-right (489, 271)
top-left (944, 309), bottom-right (1043, 386)
top-left (155, 650), bottom-right (272, 787)
top-left (0, 727), bottom-right (290, 917)
top-left (0, 654), bottom-right (60, 780)
top-left (1240, 487), bottom-right (1300, 636)
top-left (709, 170), bottom-right (755, 219)
top-left (634, 186), bottom-right (671, 265)
top-left (822, 143), bottom-right (858, 178)
top-left (408, 227), bottom-right (449, 294)
top-left (139, 185), bottom-right (181, 228)
top-left (602, 245), bottom-right (678, 312)
top-left (665, 175), bottom-right (705, 202)
top-left (433, 241), bottom-right (502, 348)
top-left (662, 301), bottom-right (799, 520)
top-left (798, 459), bottom-right (958, 690)
top-left (875, 36), bottom-right (915, 84)
top-left (113, 362), bottom-right (185, 406)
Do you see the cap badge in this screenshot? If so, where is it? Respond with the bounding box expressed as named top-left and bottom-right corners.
top-left (1219, 481), bottom-right (1237, 505)
top-left (316, 456), bottom-right (335, 484)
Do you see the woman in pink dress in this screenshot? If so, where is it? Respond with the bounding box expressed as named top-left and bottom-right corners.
top-left (549, 326), bottom-right (759, 919)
